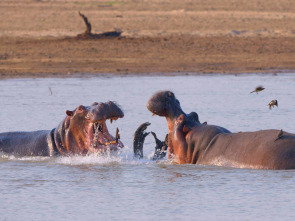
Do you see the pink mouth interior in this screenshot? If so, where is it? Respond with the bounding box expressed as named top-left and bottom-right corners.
top-left (88, 121), bottom-right (123, 151)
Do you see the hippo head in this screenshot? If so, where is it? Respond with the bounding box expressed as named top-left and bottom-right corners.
top-left (54, 101), bottom-right (124, 155)
top-left (147, 91), bottom-right (185, 119)
top-left (146, 91), bottom-right (200, 144)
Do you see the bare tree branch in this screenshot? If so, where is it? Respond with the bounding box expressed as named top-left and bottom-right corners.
top-left (79, 11), bottom-right (91, 35)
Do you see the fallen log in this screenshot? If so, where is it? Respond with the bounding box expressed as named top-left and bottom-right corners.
top-left (77, 12), bottom-right (122, 39)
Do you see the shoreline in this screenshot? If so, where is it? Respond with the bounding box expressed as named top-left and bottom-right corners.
top-left (2, 0), bottom-right (295, 79)
top-left (1, 35), bottom-right (295, 79)
top-left (0, 70), bottom-right (291, 81)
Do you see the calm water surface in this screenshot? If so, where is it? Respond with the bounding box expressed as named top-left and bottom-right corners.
top-left (1, 74), bottom-right (295, 220)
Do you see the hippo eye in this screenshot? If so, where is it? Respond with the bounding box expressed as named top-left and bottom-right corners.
top-left (78, 105), bottom-right (85, 111)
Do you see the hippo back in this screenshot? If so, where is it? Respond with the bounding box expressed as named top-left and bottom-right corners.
top-left (0, 130), bottom-right (52, 156)
top-left (199, 129), bottom-right (295, 169)
top-left (186, 124), bottom-right (230, 163)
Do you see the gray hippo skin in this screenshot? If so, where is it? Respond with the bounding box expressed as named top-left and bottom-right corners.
top-left (146, 91), bottom-right (295, 169)
top-left (0, 101), bottom-right (124, 156)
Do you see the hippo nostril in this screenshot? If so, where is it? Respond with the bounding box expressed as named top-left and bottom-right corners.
top-left (166, 91), bottom-right (174, 98)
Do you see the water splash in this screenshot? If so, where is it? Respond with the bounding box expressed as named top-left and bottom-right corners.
top-left (0, 146), bottom-right (169, 166)
top-left (54, 146), bottom-right (168, 166)
top-left (208, 156), bottom-right (266, 170)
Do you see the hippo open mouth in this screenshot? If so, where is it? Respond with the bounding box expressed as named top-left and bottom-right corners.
top-left (91, 119), bottom-right (122, 150)
top-left (86, 101), bottom-right (124, 151)
top-left (54, 101), bottom-right (124, 155)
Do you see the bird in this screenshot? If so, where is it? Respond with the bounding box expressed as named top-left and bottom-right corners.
top-left (268, 100), bottom-right (278, 110)
top-left (250, 86), bottom-right (265, 94)
top-left (274, 129), bottom-right (284, 142)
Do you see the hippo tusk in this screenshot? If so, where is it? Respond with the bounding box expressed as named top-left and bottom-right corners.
top-left (116, 127), bottom-right (120, 143)
top-left (152, 113), bottom-right (155, 116)
top-left (110, 119), bottom-right (113, 124)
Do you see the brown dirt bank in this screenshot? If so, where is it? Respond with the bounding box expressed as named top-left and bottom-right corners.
top-left (1, 35), bottom-right (295, 78)
top-left (2, 0), bottom-right (295, 78)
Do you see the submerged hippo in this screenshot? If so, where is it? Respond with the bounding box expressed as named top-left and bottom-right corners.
top-left (146, 91), bottom-right (295, 170)
top-left (0, 101), bottom-right (124, 156)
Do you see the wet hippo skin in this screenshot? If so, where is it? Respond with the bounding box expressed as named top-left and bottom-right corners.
top-left (0, 101), bottom-right (124, 156)
top-left (147, 91), bottom-right (295, 169)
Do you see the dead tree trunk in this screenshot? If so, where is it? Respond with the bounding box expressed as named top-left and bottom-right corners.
top-left (79, 11), bottom-right (92, 36)
top-left (77, 12), bottom-right (122, 39)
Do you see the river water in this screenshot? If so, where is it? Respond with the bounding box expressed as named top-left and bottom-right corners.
top-left (1, 74), bottom-right (295, 220)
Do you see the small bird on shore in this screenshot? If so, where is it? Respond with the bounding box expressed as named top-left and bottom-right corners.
top-left (268, 100), bottom-right (278, 110)
top-left (250, 86), bottom-right (265, 94)
top-left (274, 129), bottom-right (284, 142)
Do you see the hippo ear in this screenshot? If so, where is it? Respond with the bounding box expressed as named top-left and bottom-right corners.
top-left (66, 110), bottom-right (74, 116)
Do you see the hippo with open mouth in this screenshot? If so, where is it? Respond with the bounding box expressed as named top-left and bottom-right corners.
top-left (0, 101), bottom-right (124, 156)
top-left (144, 90), bottom-right (295, 170)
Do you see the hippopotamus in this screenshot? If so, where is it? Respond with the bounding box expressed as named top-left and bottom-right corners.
top-left (146, 90), bottom-right (295, 170)
top-left (0, 101), bottom-right (124, 156)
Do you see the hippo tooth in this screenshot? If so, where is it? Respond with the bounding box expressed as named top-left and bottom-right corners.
top-left (104, 141), bottom-right (117, 145)
top-left (116, 127), bottom-right (120, 143)
top-left (152, 113), bottom-right (155, 116)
